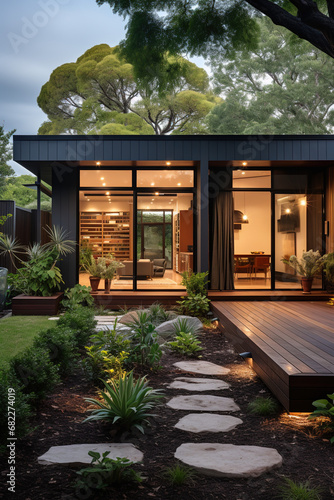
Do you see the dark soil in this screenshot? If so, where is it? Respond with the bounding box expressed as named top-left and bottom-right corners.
top-left (1, 327), bottom-right (334, 500)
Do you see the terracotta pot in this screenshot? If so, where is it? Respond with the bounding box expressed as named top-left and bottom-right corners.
top-left (104, 278), bottom-right (111, 293)
top-left (301, 277), bottom-right (313, 293)
top-left (89, 276), bottom-right (100, 292)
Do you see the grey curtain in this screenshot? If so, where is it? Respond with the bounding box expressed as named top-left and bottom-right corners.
top-left (211, 192), bottom-right (234, 290)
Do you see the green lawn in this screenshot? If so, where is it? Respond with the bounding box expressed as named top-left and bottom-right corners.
top-left (0, 316), bottom-right (53, 368)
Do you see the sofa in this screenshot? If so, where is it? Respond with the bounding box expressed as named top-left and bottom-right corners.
top-left (153, 259), bottom-right (167, 277)
top-left (117, 259), bottom-right (153, 279)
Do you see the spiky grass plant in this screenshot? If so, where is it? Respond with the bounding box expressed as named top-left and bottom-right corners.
top-left (84, 371), bottom-right (164, 433)
top-left (247, 396), bottom-right (279, 416)
top-left (278, 478), bottom-right (323, 500)
top-left (163, 463), bottom-right (197, 486)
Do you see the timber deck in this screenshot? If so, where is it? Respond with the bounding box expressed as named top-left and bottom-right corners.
top-left (211, 301), bottom-right (334, 412)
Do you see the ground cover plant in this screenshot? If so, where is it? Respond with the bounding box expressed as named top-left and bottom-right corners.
top-left (0, 306), bottom-right (333, 499)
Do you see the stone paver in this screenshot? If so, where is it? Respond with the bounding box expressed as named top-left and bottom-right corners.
top-left (174, 360), bottom-right (230, 376)
top-left (168, 377), bottom-right (229, 391)
top-left (38, 443), bottom-right (143, 465)
top-left (174, 413), bottom-right (243, 433)
top-left (167, 395), bottom-right (239, 412)
top-left (174, 443), bottom-right (282, 478)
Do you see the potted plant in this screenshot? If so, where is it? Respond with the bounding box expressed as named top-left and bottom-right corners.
top-left (0, 226), bottom-right (76, 314)
top-left (83, 255), bottom-right (124, 292)
top-left (323, 252), bottom-right (334, 292)
top-left (282, 249), bottom-right (328, 293)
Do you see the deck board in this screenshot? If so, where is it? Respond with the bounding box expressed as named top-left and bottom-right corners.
top-left (211, 301), bottom-right (334, 412)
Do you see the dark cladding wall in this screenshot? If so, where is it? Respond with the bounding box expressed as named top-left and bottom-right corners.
top-left (52, 167), bottom-right (79, 288)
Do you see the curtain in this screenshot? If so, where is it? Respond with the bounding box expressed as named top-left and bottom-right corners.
top-left (211, 191), bottom-right (234, 290)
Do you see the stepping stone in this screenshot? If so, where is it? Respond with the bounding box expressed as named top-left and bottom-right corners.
top-left (175, 414), bottom-right (243, 433)
top-left (175, 443), bottom-right (282, 478)
top-left (174, 360), bottom-right (230, 376)
top-left (167, 395), bottom-right (239, 412)
top-left (48, 317), bottom-right (59, 321)
top-left (38, 443), bottom-right (143, 466)
top-left (168, 377), bottom-right (229, 391)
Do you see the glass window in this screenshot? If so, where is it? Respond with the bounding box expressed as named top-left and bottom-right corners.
top-left (137, 170), bottom-right (194, 187)
top-left (80, 170), bottom-right (132, 187)
top-left (233, 170), bottom-right (271, 188)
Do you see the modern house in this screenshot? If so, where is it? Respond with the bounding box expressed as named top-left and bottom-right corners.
top-left (13, 134), bottom-right (334, 294)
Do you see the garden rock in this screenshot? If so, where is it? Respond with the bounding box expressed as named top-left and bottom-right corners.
top-left (174, 360), bottom-right (230, 375)
top-left (38, 443), bottom-right (143, 466)
top-left (174, 414), bottom-right (243, 433)
top-left (167, 395), bottom-right (240, 412)
top-left (118, 309), bottom-right (151, 324)
top-left (174, 443), bottom-right (282, 478)
top-left (156, 316), bottom-right (203, 340)
top-left (168, 377), bottom-right (229, 391)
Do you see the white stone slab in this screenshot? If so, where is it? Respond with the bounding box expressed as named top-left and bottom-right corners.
top-left (175, 443), bottom-right (282, 478)
top-left (38, 443), bottom-right (143, 466)
top-left (48, 317), bottom-right (59, 320)
top-left (175, 414), bottom-right (243, 433)
top-left (168, 377), bottom-right (229, 392)
top-left (174, 360), bottom-right (230, 376)
top-left (167, 395), bottom-right (239, 412)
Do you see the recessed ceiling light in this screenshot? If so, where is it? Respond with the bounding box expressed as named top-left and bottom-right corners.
top-left (166, 161), bottom-right (171, 166)
top-left (242, 162), bottom-right (247, 166)
top-left (100, 177), bottom-right (104, 180)
top-left (151, 182), bottom-right (155, 186)
top-left (285, 208), bottom-right (291, 214)
top-left (102, 183), bottom-right (106, 186)
top-left (177, 182), bottom-right (181, 186)
top-left (87, 198), bottom-right (90, 201)
top-left (155, 192), bottom-right (159, 196)
top-left (241, 171), bottom-right (245, 175)
top-left (152, 199), bottom-right (154, 201)
top-left (96, 161), bottom-right (101, 166)
top-left (106, 192), bottom-right (110, 195)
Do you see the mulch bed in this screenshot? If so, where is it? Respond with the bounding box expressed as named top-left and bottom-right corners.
top-left (1, 326), bottom-right (334, 500)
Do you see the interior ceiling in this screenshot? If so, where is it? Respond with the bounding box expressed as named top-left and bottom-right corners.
top-left (79, 192), bottom-right (191, 201)
top-left (80, 169), bottom-right (194, 188)
top-left (233, 170), bottom-right (271, 179)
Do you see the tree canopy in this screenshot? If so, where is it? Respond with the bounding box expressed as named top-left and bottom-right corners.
top-left (37, 44), bottom-right (219, 135)
top-left (0, 126), bottom-right (15, 197)
top-left (207, 18), bottom-right (334, 134)
top-left (96, 0), bottom-right (334, 70)
top-left (0, 175), bottom-right (51, 211)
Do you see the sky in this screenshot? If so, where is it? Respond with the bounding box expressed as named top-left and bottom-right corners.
top-left (1, 0), bottom-right (128, 175)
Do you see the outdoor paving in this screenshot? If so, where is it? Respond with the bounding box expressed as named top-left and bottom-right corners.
top-left (167, 394), bottom-right (240, 412)
top-left (174, 414), bottom-right (243, 433)
top-left (168, 377), bottom-right (229, 391)
top-left (173, 360), bottom-right (230, 375)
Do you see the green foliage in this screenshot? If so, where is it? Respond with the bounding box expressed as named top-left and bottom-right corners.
top-left (278, 477), bottom-right (323, 500)
top-left (0, 213), bottom-right (12, 239)
top-left (177, 293), bottom-right (211, 317)
top-left (9, 346), bottom-right (60, 403)
top-left (89, 321), bottom-right (131, 356)
top-left (0, 369), bottom-right (33, 443)
top-left (1, 175), bottom-right (51, 210)
top-left (323, 252), bottom-right (334, 286)
top-left (181, 271), bottom-right (209, 296)
top-left (33, 326), bottom-right (78, 376)
top-left (147, 302), bottom-right (170, 325)
top-left (163, 463), bottom-right (197, 486)
top-left (126, 311), bottom-right (162, 368)
top-left (84, 371), bottom-right (164, 433)
top-left (37, 43), bottom-right (215, 136)
top-left (12, 250), bottom-right (63, 296)
top-left (308, 393), bottom-right (334, 444)
top-left (83, 345), bottom-right (128, 383)
top-left (84, 255), bottom-right (124, 279)
top-left (75, 451), bottom-right (142, 491)
top-left (79, 240), bottom-right (93, 271)
top-left (57, 306), bottom-right (97, 345)
top-left (247, 397), bottom-right (279, 416)
top-left (61, 284), bottom-right (94, 311)
top-left (208, 18), bottom-right (334, 135)
top-left (167, 331), bottom-right (202, 357)
top-left (0, 125), bottom-right (15, 196)
top-left (282, 250), bottom-right (328, 279)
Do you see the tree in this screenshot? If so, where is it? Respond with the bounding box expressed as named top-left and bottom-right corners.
top-left (96, 0), bottom-right (334, 70)
top-left (37, 44), bottom-right (218, 135)
top-left (1, 175), bottom-right (51, 211)
top-left (207, 19), bottom-right (334, 134)
top-left (0, 126), bottom-right (15, 196)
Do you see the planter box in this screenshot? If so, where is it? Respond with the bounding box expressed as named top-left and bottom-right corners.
top-left (12, 292), bottom-right (64, 316)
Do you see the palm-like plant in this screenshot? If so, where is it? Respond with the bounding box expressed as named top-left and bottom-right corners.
top-left (84, 371), bottom-right (164, 433)
top-left (282, 250), bottom-right (328, 278)
top-left (0, 235), bottom-right (25, 269)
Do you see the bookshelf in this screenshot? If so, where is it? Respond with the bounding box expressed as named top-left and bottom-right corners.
top-left (80, 211), bottom-right (131, 260)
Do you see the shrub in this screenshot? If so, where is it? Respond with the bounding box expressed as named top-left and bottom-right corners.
top-left (0, 369), bottom-right (33, 443)
top-left (163, 463), bottom-right (197, 486)
top-left (181, 271), bottom-right (209, 296)
top-left (57, 306), bottom-right (97, 345)
top-left (177, 293), bottom-right (210, 317)
top-left (9, 346), bottom-right (60, 403)
top-left (83, 345), bottom-right (128, 383)
top-left (147, 302), bottom-right (170, 325)
top-left (33, 326), bottom-right (78, 375)
top-left (167, 331), bottom-right (202, 357)
top-left (84, 371), bottom-right (164, 433)
top-left (75, 451), bottom-right (142, 492)
top-left (89, 320), bottom-right (131, 356)
top-left (127, 312), bottom-right (162, 368)
top-left (278, 478), bottom-right (322, 500)
top-left (247, 396), bottom-right (279, 416)
top-left (308, 393), bottom-right (334, 443)
top-left (61, 284), bottom-right (94, 311)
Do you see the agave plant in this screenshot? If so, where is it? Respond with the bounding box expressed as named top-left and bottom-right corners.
top-left (84, 371), bottom-right (164, 433)
top-left (0, 235), bottom-right (25, 269)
